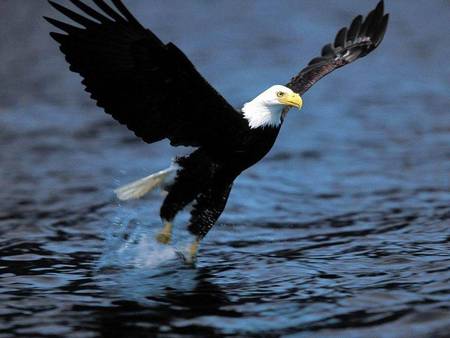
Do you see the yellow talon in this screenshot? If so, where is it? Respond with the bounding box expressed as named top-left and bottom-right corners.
top-left (156, 221), bottom-right (172, 244)
top-left (185, 237), bottom-right (200, 264)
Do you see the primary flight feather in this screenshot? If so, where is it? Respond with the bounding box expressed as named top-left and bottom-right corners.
top-left (46, 0), bottom-right (389, 262)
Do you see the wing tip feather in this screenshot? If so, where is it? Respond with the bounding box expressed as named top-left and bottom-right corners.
top-left (48, 31), bottom-right (68, 43)
top-left (287, 1), bottom-right (390, 95)
top-left (111, 0), bottom-right (142, 26)
top-left (44, 16), bottom-right (82, 35)
top-left (69, 0), bottom-right (111, 24)
top-left (374, 13), bottom-right (389, 46)
top-left (92, 0), bottom-right (127, 22)
top-left (334, 27), bottom-right (347, 48)
top-left (47, 0), bottom-right (98, 28)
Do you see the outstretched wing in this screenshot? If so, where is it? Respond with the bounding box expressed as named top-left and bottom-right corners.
top-left (287, 1), bottom-right (389, 96)
top-left (45, 0), bottom-right (245, 147)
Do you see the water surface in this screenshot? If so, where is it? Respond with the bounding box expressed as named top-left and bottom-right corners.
top-left (0, 1), bottom-right (449, 337)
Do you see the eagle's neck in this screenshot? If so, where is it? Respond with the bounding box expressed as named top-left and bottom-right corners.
top-left (241, 100), bottom-right (283, 129)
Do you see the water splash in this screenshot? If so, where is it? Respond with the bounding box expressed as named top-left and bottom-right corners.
top-left (98, 217), bottom-right (182, 270)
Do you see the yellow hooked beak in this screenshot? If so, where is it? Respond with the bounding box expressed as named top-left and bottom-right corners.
top-left (278, 92), bottom-right (303, 109)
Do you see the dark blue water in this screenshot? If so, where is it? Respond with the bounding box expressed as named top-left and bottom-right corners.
top-left (1, 1), bottom-right (449, 337)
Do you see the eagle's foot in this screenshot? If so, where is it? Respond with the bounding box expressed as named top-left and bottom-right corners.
top-left (156, 221), bottom-right (172, 244)
top-left (184, 238), bottom-right (200, 264)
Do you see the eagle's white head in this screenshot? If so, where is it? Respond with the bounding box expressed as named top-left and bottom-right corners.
top-left (242, 85), bottom-right (303, 129)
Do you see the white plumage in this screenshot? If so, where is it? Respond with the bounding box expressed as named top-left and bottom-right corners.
top-left (115, 163), bottom-right (179, 200)
top-left (242, 85), bottom-right (296, 129)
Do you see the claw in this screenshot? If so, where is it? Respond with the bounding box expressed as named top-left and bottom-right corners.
top-left (155, 221), bottom-right (172, 244)
top-left (156, 232), bottom-right (171, 244)
top-left (185, 238), bottom-right (200, 264)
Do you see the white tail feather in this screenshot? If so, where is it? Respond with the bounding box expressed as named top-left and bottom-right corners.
top-left (115, 164), bottom-right (178, 201)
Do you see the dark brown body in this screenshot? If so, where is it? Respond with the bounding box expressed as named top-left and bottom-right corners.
top-left (161, 124), bottom-right (281, 238)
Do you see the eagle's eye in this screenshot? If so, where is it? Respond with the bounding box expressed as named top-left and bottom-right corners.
top-left (276, 91), bottom-right (285, 97)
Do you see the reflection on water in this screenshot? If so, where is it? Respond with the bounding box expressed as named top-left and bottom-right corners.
top-left (1, 0), bottom-right (449, 337)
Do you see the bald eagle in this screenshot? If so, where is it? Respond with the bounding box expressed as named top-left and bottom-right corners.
top-left (46, 0), bottom-right (389, 262)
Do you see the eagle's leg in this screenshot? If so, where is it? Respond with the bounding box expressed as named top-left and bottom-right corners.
top-left (185, 236), bottom-right (201, 264)
top-left (157, 161), bottom-right (202, 245)
top-left (156, 220), bottom-right (173, 244)
top-left (185, 182), bottom-right (234, 263)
